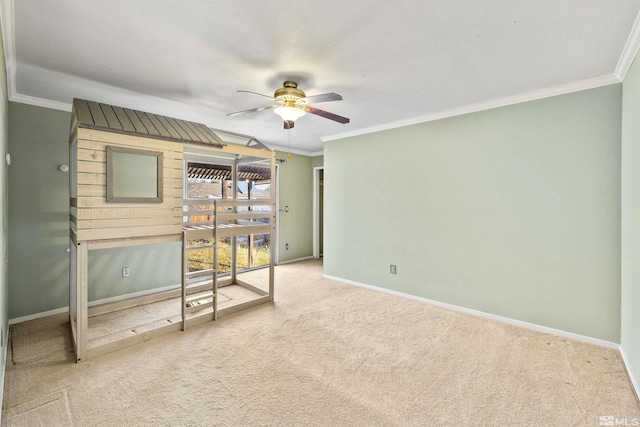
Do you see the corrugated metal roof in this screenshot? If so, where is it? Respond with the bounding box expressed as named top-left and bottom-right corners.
top-left (73, 98), bottom-right (226, 147)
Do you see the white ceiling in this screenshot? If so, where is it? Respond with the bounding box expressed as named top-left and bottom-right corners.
top-left (3, 0), bottom-right (640, 154)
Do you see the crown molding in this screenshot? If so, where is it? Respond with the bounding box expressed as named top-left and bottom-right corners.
top-left (0, 0), bottom-right (15, 98)
top-left (323, 74), bottom-right (620, 143)
top-left (268, 143), bottom-right (315, 157)
top-left (9, 92), bottom-right (71, 112)
top-left (1, 0), bottom-right (72, 113)
top-left (615, 8), bottom-right (640, 81)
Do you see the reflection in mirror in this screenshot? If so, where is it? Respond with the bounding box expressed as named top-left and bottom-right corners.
top-left (107, 146), bottom-right (163, 203)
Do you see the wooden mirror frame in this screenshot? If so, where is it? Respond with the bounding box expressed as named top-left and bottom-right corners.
top-left (106, 146), bottom-right (163, 203)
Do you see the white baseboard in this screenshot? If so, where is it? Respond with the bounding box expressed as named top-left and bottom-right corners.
top-left (87, 283), bottom-right (181, 307)
top-left (8, 284), bottom-right (182, 325)
top-left (0, 318), bottom-right (8, 425)
top-left (278, 256), bottom-right (314, 265)
top-left (322, 274), bottom-right (620, 350)
top-left (620, 346), bottom-right (640, 401)
top-left (9, 306), bottom-right (69, 325)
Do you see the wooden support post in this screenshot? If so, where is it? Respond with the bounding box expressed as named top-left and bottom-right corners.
top-left (213, 200), bottom-right (218, 321)
top-left (248, 180), bottom-right (254, 269)
top-left (269, 153), bottom-right (276, 301)
top-left (181, 231), bottom-right (187, 331)
top-left (76, 240), bottom-right (89, 362)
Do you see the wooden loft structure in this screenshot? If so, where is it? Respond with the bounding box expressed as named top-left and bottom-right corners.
top-left (68, 99), bottom-right (276, 362)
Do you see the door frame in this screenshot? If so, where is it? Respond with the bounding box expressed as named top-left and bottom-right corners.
top-left (312, 166), bottom-right (323, 259)
top-left (275, 163), bottom-right (281, 264)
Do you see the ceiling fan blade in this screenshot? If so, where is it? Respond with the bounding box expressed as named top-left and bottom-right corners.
top-left (237, 90), bottom-right (275, 99)
top-left (305, 106), bottom-right (350, 124)
top-left (227, 105), bottom-right (276, 117)
top-left (301, 92), bottom-right (343, 103)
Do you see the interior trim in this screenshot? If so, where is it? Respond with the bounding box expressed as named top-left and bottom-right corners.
top-left (620, 346), bottom-right (640, 401)
top-left (323, 273), bottom-right (621, 350)
top-left (323, 74), bottom-right (621, 143)
top-left (615, 9), bottom-right (640, 81)
top-left (9, 93), bottom-right (71, 112)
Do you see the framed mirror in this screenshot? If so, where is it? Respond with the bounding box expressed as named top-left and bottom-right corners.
top-left (106, 146), bottom-right (163, 203)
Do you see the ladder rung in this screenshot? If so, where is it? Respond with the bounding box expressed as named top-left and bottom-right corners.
top-left (186, 282), bottom-right (213, 293)
top-left (185, 268), bottom-right (213, 280)
top-left (185, 293), bottom-right (213, 306)
top-left (185, 301), bottom-right (214, 313)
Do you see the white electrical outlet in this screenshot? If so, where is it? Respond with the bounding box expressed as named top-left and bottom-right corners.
top-left (390, 265), bottom-right (397, 275)
top-left (122, 267), bottom-right (130, 277)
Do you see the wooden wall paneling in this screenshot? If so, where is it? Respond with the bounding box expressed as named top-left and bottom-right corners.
top-left (79, 216), bottom-right (182, 229)
top-left (86, 234), bottom-right (181, 250)
top-left (75, 206), bottom-right (182, 219)
top-left (77, 224), bottom-right (182, 241)
top-left (78, 129), bottom-right (183, 153)
top-left (74, 196), bottom-right (183, 209)
top-left (77, 147), bottom-right (105, 163)
top-left (73, 128), bottom-right (184, 242)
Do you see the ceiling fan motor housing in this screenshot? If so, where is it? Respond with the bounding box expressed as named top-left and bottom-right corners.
top-left (274, 81), bottom-right (306, 101)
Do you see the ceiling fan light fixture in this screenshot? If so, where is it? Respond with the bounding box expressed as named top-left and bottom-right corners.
top-left (273, 105), bottom-right (305, 122)
top-left (229, 81), bottom-right (349, 129)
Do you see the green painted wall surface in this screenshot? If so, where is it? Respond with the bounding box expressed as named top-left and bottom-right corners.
top-left (8, 103), bottom-right (71, 319)
top-left (621, 50), bottom-right (640, 392)
top-left (7, 103), bottom-right (182, 318)
top-left (0, 29), bottom-right (10, 414)
top-left (311, 155), bottom-right (324, 168)
top-left (276, 151), bottom-right (313, 262)
top-left (88, 243), bottom-right (181, 302)
top-left (325, 85), bottom-right (622, 342)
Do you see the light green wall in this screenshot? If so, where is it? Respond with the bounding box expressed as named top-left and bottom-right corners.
top-left (325, 85), bottom-right (622, 342)
top-left (0, 28), bottom-right (10, 414)
top-left (7, 103), bottom-right (182, 318)
top-left (88, 243), bottom-right (181, 302)
top-left (621, 50), bottom-right (640, 392)
top-left (311, 155), bottom-right (324, 168)
top-left (276, 151), bottom-right (313, 262)
top-left (8, 102), bottom-right (71, 319)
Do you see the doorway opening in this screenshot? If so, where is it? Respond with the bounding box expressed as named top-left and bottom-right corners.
top-left (313, 166), bottom-right (324, 259)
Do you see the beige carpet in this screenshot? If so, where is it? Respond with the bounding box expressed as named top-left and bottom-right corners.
top-left (2, 259), bottom-right (639, 426)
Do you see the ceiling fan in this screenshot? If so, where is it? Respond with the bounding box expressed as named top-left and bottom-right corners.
top-left (227, 81), bottom-right (350, 129)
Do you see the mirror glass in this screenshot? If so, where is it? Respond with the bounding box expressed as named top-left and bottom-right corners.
top-left (107, 146), bottom-right (163, 203)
